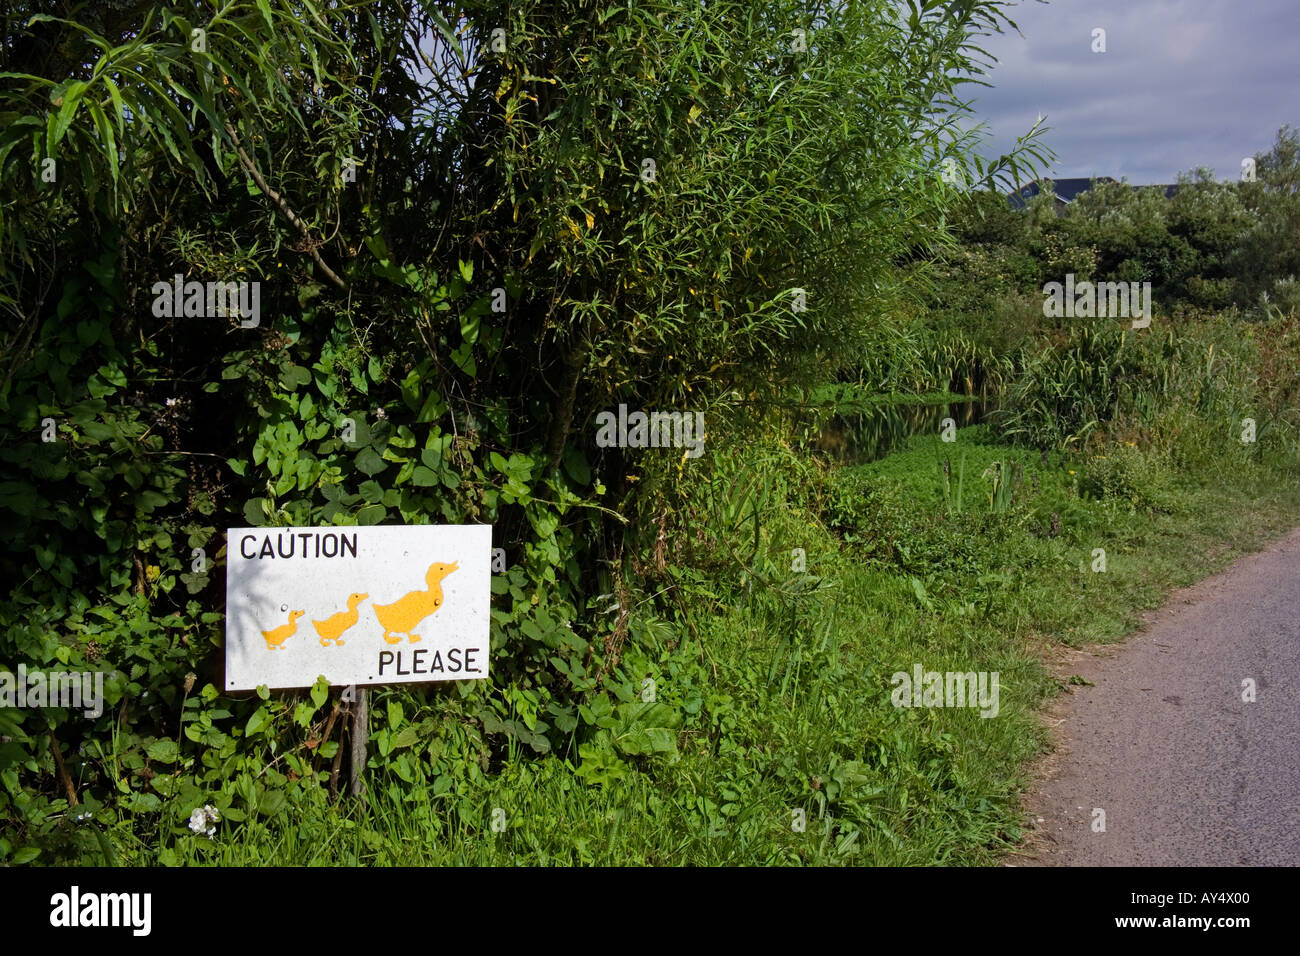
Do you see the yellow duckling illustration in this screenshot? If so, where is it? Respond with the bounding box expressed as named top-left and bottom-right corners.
top-left (313, 592), bottom-right (369, 647)
top-left (262, 609), bottom-right (305, 650)
top-left (372, 561), bottom-right (457, 645)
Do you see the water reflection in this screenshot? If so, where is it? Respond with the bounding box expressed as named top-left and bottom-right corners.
top-left (815, 395), bottom-right (995, 464)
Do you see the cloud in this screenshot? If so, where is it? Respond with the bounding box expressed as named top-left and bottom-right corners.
top-left (968, 0), bottom-right (1298, 185)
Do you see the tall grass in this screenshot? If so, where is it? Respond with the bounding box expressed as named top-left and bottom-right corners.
top-left (994, 315), bottom-right (1289, 472)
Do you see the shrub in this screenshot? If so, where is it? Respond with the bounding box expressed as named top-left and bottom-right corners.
top-left (1077, 445), bottom-right (1175, 512)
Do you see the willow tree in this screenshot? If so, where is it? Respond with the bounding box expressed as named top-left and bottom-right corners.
top-left (404, 0), bottom-right (1050, 460)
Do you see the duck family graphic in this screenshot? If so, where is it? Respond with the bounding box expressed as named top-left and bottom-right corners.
top-left (261, 610), bottom-right (305, 650)
top-left (259, 562), bottom-right (457, 651)
top-left (313, 592), bottom-right (368, 647)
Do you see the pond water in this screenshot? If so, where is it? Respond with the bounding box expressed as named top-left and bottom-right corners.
top-left (814, 395), bottom-right (998, 464)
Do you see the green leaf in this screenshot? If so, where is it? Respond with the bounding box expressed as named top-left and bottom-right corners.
top-left (355, 447), bottom-right (387, 476)
top-left (47, 80), bottom-right (88, 155)
top-left (95, 363), bottom-right (126, 387)
top-left (245, 706), bottom-right (270, 736)
top-left (910, 576), bottom-right (933, 610)
top-left (391, 726), bottom-right (420, 750)
top-left (146, 739), bottom-right (179, 764)
top-left (11, 847), bottom-right (40, 865)
top-left (280, 365), bottom-right (311, 390)
top-left (86, 100), bottom-right (118, 188)
top-left (349, 418), bottom-right (372, 448)
top-left (450, 342), bottom-right (476, 375)
top-left (242, 498), bottom-right (266, 525)
top-left (258, 788), bottom-right (287, 817)
top-left (101, 76), bottom-right (126, 137)
top-left (615, 726), bottom-right (677, 756)
top-left (416, 392), bottom-right (445, 423)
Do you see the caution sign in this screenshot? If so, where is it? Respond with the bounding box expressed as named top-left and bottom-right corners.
top-left (224, 525), bottom-right (492, 690)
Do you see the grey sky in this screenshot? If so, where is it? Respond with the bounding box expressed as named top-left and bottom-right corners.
top-left (968, 0), bottom-right (1299, 186)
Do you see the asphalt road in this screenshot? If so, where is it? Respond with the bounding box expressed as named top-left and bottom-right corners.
top-left (1022, 527), bottom-right (1300, 866)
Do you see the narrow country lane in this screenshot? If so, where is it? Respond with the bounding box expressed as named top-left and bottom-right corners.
top-left (1022, 527), bottom-right (1300, 866)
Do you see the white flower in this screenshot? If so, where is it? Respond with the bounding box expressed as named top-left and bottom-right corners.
top-left (165, 397), bottom-right (179, 407)
top-left (189, 804), bottom-right (220, 838)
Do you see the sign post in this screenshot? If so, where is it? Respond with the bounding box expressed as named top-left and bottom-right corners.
top-left (350, 688), bottom-right (367, 798)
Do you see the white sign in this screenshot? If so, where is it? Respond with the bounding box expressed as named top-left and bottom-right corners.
top-left (224, 525), bottom-right (492, 690)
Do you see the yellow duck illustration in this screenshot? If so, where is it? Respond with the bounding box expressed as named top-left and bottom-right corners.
top-left (313, 592), bottom-right (369, 647)
top-left (262, 609), bottom-right (305, 650)
top-left (372, 561), bottom-right (457, 644)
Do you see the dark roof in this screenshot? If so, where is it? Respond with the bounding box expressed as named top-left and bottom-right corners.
top-left (1008, 177), bottom-right (1116, 208)
top-left (1008, 177), bottom-right (1179, 208)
